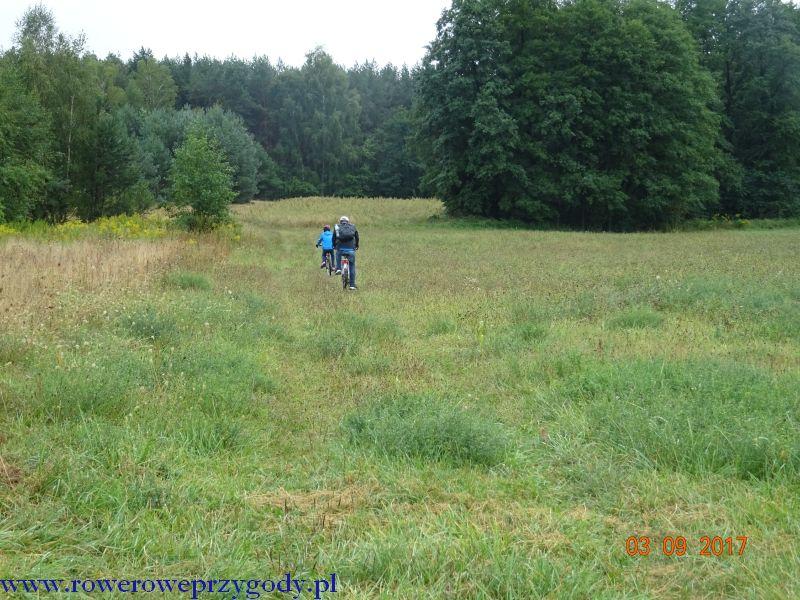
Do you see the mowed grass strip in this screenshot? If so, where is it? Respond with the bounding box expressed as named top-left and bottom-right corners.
top-left (0, 198), bottom-right (798, 598)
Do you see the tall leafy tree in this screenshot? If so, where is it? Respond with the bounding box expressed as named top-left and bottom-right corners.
top-left (95, 54), bottom-right (130, 110)
top-left (419, 0), bottom-right (722, 229)
top-left (300, 49), bottom-right (361, 194)
top-left (418, 0), bottom-right (528, 218)
top-left (164, 53), bottom-right (193, 108)
top-left (0, 58), bottom-right (52, 221)
top-left (198, 106), bottom-right (260, 202)
top-left (11, 5), bottom-right (98, 219)
top-left (2, 3), bottom-right (430, 221)
top-left (363, 107), bottom-right (423, 197)
top-left (127, 57), bottom-right (178, 110)
top-left (164, 50), bottom-right (422, 199)
top-left (676, 0), bottom-right (800, 217)
top-left (722, 0), bottom-right (800, 216)
top-left (537, 0), bottom-right (721, 228)
top-left (135, 107), bottom-right (193, 200)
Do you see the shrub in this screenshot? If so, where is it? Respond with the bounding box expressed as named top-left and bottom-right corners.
top-left (0, 222), bottom-right (18, 236)
top-left (343, 394), bottom-right (511, 467)
top-left (94, 213), bottom-right (169, 239)
top-left (169, 129), bottom-right (235, 231)
top-left (53, 218), bottom-right (89, 239)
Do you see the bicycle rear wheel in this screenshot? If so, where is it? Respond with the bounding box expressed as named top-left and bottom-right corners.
top-left (341, 263), bottom-right (349, 289)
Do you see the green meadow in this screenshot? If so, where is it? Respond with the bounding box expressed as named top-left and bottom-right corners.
top-left (1, 198), bottom-right (798, 598)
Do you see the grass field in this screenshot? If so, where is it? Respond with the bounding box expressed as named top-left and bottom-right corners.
top-left (1, 198), bottom-right (799, 598)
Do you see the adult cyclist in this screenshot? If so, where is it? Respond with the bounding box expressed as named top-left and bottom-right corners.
top-left (334, 216), bottom-right (359, 290)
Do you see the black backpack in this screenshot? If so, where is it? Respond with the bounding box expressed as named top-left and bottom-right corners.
top-left (337, 222), bottom-right (356, 243)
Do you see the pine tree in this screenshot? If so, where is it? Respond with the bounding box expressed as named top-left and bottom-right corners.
top-left (73, 110), bottom-right (143, 220)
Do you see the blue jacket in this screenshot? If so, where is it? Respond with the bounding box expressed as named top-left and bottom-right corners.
top-left (316, 230), bottom-right (334, 250)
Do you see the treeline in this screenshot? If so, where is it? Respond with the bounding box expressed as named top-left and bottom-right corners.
top-left (2, 1), bottom-right (800, 229)
top-left (418, 0), bottom-right (800, 228)
top-left (0, 7), bottom-right (267, 222)
top-left (0, 5), bottom-right (420, 224)
top-left (162, 51), bottom-right (421, 199)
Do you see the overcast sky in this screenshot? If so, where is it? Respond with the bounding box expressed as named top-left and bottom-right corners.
top-left (0, 0), bottom-right (452, 67)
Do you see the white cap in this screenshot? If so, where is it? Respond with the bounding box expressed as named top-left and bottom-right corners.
top-left (339, 216), bottom-right (349, 223)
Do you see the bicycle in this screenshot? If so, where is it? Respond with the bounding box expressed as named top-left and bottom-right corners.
top-left (340, 254), bottom-right (350, 290)
top-left (316, 244), bottom-right (335, 276)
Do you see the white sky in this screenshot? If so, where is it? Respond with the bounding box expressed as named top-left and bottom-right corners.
top-left (0, 0), bottom-right (452, 67)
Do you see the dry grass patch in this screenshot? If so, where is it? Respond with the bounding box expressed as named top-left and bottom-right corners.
top-left (247, 482), bottom-right (382, 529)
top-left (247, 484), bottom-right (375, 512)
top-left (234, 197), bottom-right (442, 230)
top-left (0, 455), bottom-right (23, 486)
top-left (0, 237), bottom-right (227, 327)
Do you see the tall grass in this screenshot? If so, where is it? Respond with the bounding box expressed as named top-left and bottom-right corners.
top-left (163, 270), bottom-right (212, 291)
top-left (343, 394), bottom-right (511, 467)
top-left (555, 359), bottom-right (799, 479)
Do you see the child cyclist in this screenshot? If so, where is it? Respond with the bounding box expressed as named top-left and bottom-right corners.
top-left (315, 225), bottom-right (335, 269)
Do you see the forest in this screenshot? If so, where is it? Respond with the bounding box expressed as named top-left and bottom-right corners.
top-left (1, 0), bottom-right (800, 229)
